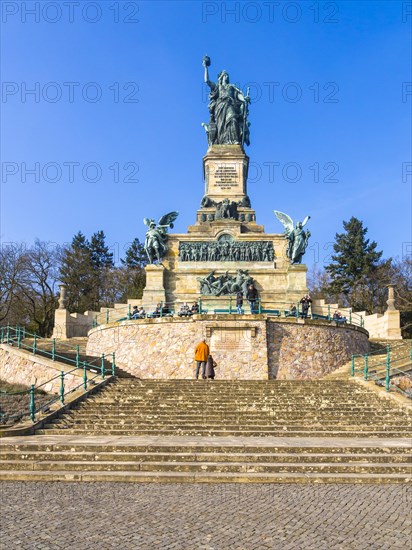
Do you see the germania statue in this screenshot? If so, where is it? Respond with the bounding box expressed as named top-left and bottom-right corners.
top-left (202, 55), bottom-right (250, 147)
top-left (143, 212), bottom-right (179, 264)
top-left (274, 211), bottom-right (311, 265)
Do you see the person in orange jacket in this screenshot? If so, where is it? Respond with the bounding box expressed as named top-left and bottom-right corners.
top-left (194, 338), bottom-right (210, 379)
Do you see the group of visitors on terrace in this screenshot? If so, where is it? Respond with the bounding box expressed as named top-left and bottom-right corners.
top-left (127, 291), bottom-right (348, 325)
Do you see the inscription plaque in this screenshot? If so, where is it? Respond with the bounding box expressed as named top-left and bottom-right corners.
top-left (211, 328), bottom-right (253, 352)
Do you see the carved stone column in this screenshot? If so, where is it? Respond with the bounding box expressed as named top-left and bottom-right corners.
top-left (58, 284), bottom-right (67, 309)
top-left (386, 284), bottom-right (396, 311)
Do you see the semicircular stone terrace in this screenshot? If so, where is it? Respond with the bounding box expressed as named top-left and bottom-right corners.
top-left (86, 316), bottom-right (369, 380)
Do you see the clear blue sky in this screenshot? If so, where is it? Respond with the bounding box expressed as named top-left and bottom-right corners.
top-left (1, 0), bottom-right (411, 268)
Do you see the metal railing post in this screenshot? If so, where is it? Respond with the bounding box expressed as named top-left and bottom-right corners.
top-left (52, 338), bottom-right (56, 361)
top-left (0, 326), bottom-right (4, 343)
top-left (17, 328), bottom-right (21, 349)
top-left (327, 305), bottom-right (331, 321)
top-left (128, 304), bottom-right (131, 319)
top-left (385, 345), bottom-right (391, 392)
top-left (258, 300), bottom-right (262, 314)
top-left (6, 324), bottom-right (10, 344)
top-left (229, 295), bottom-right (232, 314)
top-left (60, 371), bottom-right (65, 404)
top-left (349, 310), bottom-right (352, 325)
top-left (112, 352), bottom-right (116, 376)
top-left (101, 353), bottom-right (105, 379)
top-left (106, 309), bottom-right (109, 324)
top-left (351, 355), bottom-right (355, 376)
top-left (199, 297), bottom-right (202, 313)
top-left (29, 384), bottom-right (35, 422)
top-left (33, 333), bottom-right (37, 355)
top-left (76, 345), bottom-right (80, 369)
top-left (83, 361), bottom-right (87, 390)
top-left (363, 355), bottom-right (369, 380)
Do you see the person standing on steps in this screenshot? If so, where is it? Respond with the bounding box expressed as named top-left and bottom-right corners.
top-left (205, 354), bottom-right (217, 380)
top-left (194, 338), bottom-right (209, 379)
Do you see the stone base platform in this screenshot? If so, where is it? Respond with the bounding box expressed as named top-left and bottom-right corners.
top-left (86, 316), bottom-right (369, 380)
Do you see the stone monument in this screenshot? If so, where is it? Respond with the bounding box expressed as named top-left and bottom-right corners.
top-left (140, 57), bottom-right (310, 310)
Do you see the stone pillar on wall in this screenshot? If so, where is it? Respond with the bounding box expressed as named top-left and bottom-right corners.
top-left (53, 284), bottom-right (70, 338)
top-left (141, 264), bottom-right (167, 307)
top-left (286, 264), bottom-right (308, 302)
top-left (52, 309), bottom-right (72, 339)
top-left (384, 285), bottom-right (402, 339)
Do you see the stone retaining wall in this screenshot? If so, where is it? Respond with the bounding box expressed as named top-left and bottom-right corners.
top-left (268, 320), bottom-right (370, 379)
top-left (0, 345), bottom-right (84, 393)
top-left (86, 316), bottom-right (369, 380)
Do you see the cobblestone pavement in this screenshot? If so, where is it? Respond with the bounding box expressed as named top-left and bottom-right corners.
top-left (0, 483), bottom-right (410, 549)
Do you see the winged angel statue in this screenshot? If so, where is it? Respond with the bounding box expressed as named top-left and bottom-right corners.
top-left (143, 212), bottom-right (179, 264)
top-left (274, 211), bottom-right (311, 264)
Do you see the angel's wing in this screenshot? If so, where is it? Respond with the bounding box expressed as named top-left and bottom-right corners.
top-left (274, 211), bottom-right (294, 233)
top-left (158, 211), bottom-right (179, 228)
top-left (143, 217), bottom-right (153, 227)
top-left (302, 215), bottom-right (311, 228)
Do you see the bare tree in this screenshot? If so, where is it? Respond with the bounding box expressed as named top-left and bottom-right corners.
top-left (16, 241), bottom-right (60, 336)
top-left (0, 243), bottom-right (26, 323)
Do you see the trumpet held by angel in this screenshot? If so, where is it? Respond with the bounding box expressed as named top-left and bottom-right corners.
top-left (274, 211), bottom-right (311, 265)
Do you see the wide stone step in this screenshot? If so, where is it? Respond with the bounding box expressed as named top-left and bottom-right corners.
top-left (36, 428), bottom-right (412, 437)
top-left (58, 411), bottom-right (411, 425)
top-left (53, 421), bottom-right (411, 430)
top-left (4, 441), bottom-right (410, 454)
top-left (74, 404), bottom-right (405, 411)
top-left (53, 420), bottom-right (409, 429)
top-left (2, 451), bottom-right (410, 464)
top-left (112, 390), bottom-right (366, 394)
top-left (0, 470), bottom-right (409, 483)
top-left (1, 459), bottom-right (410, 475)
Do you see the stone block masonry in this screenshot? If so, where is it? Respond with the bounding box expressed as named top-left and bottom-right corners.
top-left (86, 316), bottom-right (369, 380)
top-left (0, 345), bottom-right (84, 393)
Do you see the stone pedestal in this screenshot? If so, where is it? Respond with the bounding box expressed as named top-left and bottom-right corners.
top-left (52, 309), bottom-right (72, 339)
top-left (384, 310), bottom-right (402, 340)
top-left (203, 144), bottom-right (249, 202)
top-left (141, 264), bottom-right (167, 306)
top-left (286, 264), bottom-right (308, 300)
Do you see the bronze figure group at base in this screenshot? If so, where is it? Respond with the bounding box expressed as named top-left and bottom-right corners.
top-left (197, 269), bottom-right (254, 297)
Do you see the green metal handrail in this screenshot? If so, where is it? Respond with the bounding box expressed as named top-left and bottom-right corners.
top-left (351, 341), bottom-right (412, 399)
top-left (90, 300), bottom-right (366, 329)
top-left (0, 325), bottom-right (117, 424)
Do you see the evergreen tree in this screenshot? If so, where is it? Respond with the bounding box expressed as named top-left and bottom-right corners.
top-left (119, 238), bottom-right (147, 299)
top-left (122, 238), bottom-right (147, 268)
top-left (90, 230), bottom-right (114, 270)
top-left (90, 230), bottom-right (114, 307)
top-left (325, 217), bottom-right (389, 312)
top-left (59, 232), bottom-right (95, 312)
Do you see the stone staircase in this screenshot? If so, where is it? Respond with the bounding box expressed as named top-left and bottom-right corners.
top-left (1, 378), bottom-right (411, 483)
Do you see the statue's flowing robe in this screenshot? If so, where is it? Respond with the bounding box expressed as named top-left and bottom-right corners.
top-left (291, 228), bottom-right (306, 263)
top-left (209, 84), bottom-right (242, 144)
